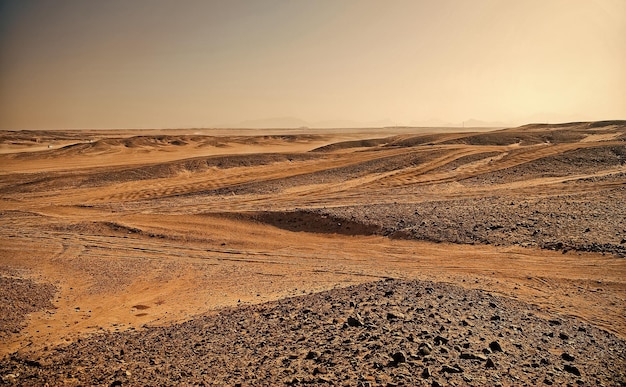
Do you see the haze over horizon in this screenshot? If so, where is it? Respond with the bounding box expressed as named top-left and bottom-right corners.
top-left (1, 0), bottom-right (624, 130)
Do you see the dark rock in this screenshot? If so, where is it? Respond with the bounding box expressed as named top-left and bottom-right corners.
top-left (23, 359), bottom-right (42, 367)
top-left (460, 352), bottom-right (487, 361)
top-left (386, 311), bottom-right (404, 321)
top-left (564, 364), bottom-right (581, 376)
top-left (421, 367), bottom-right (431, 379)
top-left (485, 358), bottom-right (496, 369)
top-left (559, 332), bottom-right (569, 340)
top-left (347, 315), bottom-right (363, 327)
top-left (561, 353), bottom-right (575, 362)
top-left (489, 341), bottom-right (503, 352)
top-left (419, 343), bottom-right (433, 356)
top-left (441, 364), bottom-right (463, 373)
top-left (391, 351), bottom-right (407, 364)
top-left (313, 366), bottom-right (327, 375)
top-left (434, 335), bottom-right (448, 345)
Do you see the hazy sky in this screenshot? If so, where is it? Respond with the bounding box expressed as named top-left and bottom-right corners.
top-left (1, 0), bottom-right (624, 129)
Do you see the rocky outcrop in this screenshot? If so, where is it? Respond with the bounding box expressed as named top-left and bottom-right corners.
top-left (2, 279), bottom-right (624, 386)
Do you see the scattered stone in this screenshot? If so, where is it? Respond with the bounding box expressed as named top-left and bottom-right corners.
top-left (460, 352), bottom-right (487, 361)
top-left (313, 366), bottom-right (327, 375)
top-left (434, 335), bottom-right (448, 345)
top-left (347, 315), bottom-right (363, 327)
top-left (564, 364), bottom-right (581, 376)
top-left (0, 276), bottom-right (56, 337)
top-left (419, 342), bottom-right (433, 356)
top-left (386, 311), bottom-right (405, 321)
top-left (441, 364), bottom-right (464, 373)
top-left (0, 278), bottom-right (623, 386)
top-left (391, 351), bottom-right (407, 365)
top-left (489, 341), bottom-right (503, 352)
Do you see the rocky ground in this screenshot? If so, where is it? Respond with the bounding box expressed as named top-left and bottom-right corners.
top-left (1, 279), bottom-right (624, 386)
top-left (315, 183), bottom-right (626, 257)
top-left (1, 123), bottom-right (625, 386)
top-left (0, 272), bottom-right (56, 339)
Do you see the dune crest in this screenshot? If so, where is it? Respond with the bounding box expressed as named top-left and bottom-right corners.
top-left (1, 122), bottom-right (625, 384)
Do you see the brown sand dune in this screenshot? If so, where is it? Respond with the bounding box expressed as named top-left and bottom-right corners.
top-left (0, 123), bottom-right (624, 385)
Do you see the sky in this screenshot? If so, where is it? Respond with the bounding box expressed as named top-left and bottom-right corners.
top-left (0, 0), bottom-right (624, 129)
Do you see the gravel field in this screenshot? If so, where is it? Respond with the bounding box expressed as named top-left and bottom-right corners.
top-left (0, 275), bottom-right (56, 339)
top-left (1, 123), bottom-right (624, 385)
top-left (1, 279), bottom-right (624, 386)
top-left (315, 185), bottom-right (626, 256)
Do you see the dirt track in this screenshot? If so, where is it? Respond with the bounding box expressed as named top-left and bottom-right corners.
top-left (0, 122), bottom-right (625, 385)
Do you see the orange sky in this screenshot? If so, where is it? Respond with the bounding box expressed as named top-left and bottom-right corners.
top-left (0, 0), bottom-right (624, 129)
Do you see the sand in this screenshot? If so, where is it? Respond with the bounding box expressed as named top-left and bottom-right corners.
top-left (0, 122), bottom-right (624, 385)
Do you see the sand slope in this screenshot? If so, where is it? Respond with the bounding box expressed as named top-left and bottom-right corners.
top-left (0, 122), bottom-right (625, 384)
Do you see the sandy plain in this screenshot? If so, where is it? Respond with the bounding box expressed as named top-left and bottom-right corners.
top-left (0, 122), bottom-right (625, 385)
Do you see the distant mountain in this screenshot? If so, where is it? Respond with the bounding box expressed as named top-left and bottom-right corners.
top-left (311, 119), bottom-right (362, 128)
top-left (215, 114), bottom-right (598, 130)
top-left (232, 117), bottom-right (310, 129)
top-left (410, 118), bottom-right (510, 128)
top-left (409, 119), bottom-right (455, 127)
top-left (461, 119), bottom-right (509, 128)
top-left (217, 117), bottom-right (397, 129)
top-left (319, 118), bottom-right (396, 128)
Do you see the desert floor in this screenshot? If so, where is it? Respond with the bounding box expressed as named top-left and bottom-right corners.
top-left (0, 122), bottom-right (624, 385)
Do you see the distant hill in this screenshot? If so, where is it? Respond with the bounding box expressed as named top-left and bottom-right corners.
top-left (233, 117), bottom-right (310, 129)
top-left (218, 117), bottom-right (397, 129)
top-left (462, 119), bottom-right (509, 128)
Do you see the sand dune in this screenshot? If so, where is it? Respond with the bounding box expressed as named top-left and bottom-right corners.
top-left (0, 123), bottom-right (625, 385)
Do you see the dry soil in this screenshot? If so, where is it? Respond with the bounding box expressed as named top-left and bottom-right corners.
top-left (0, 122), bottom-right (625, 386)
